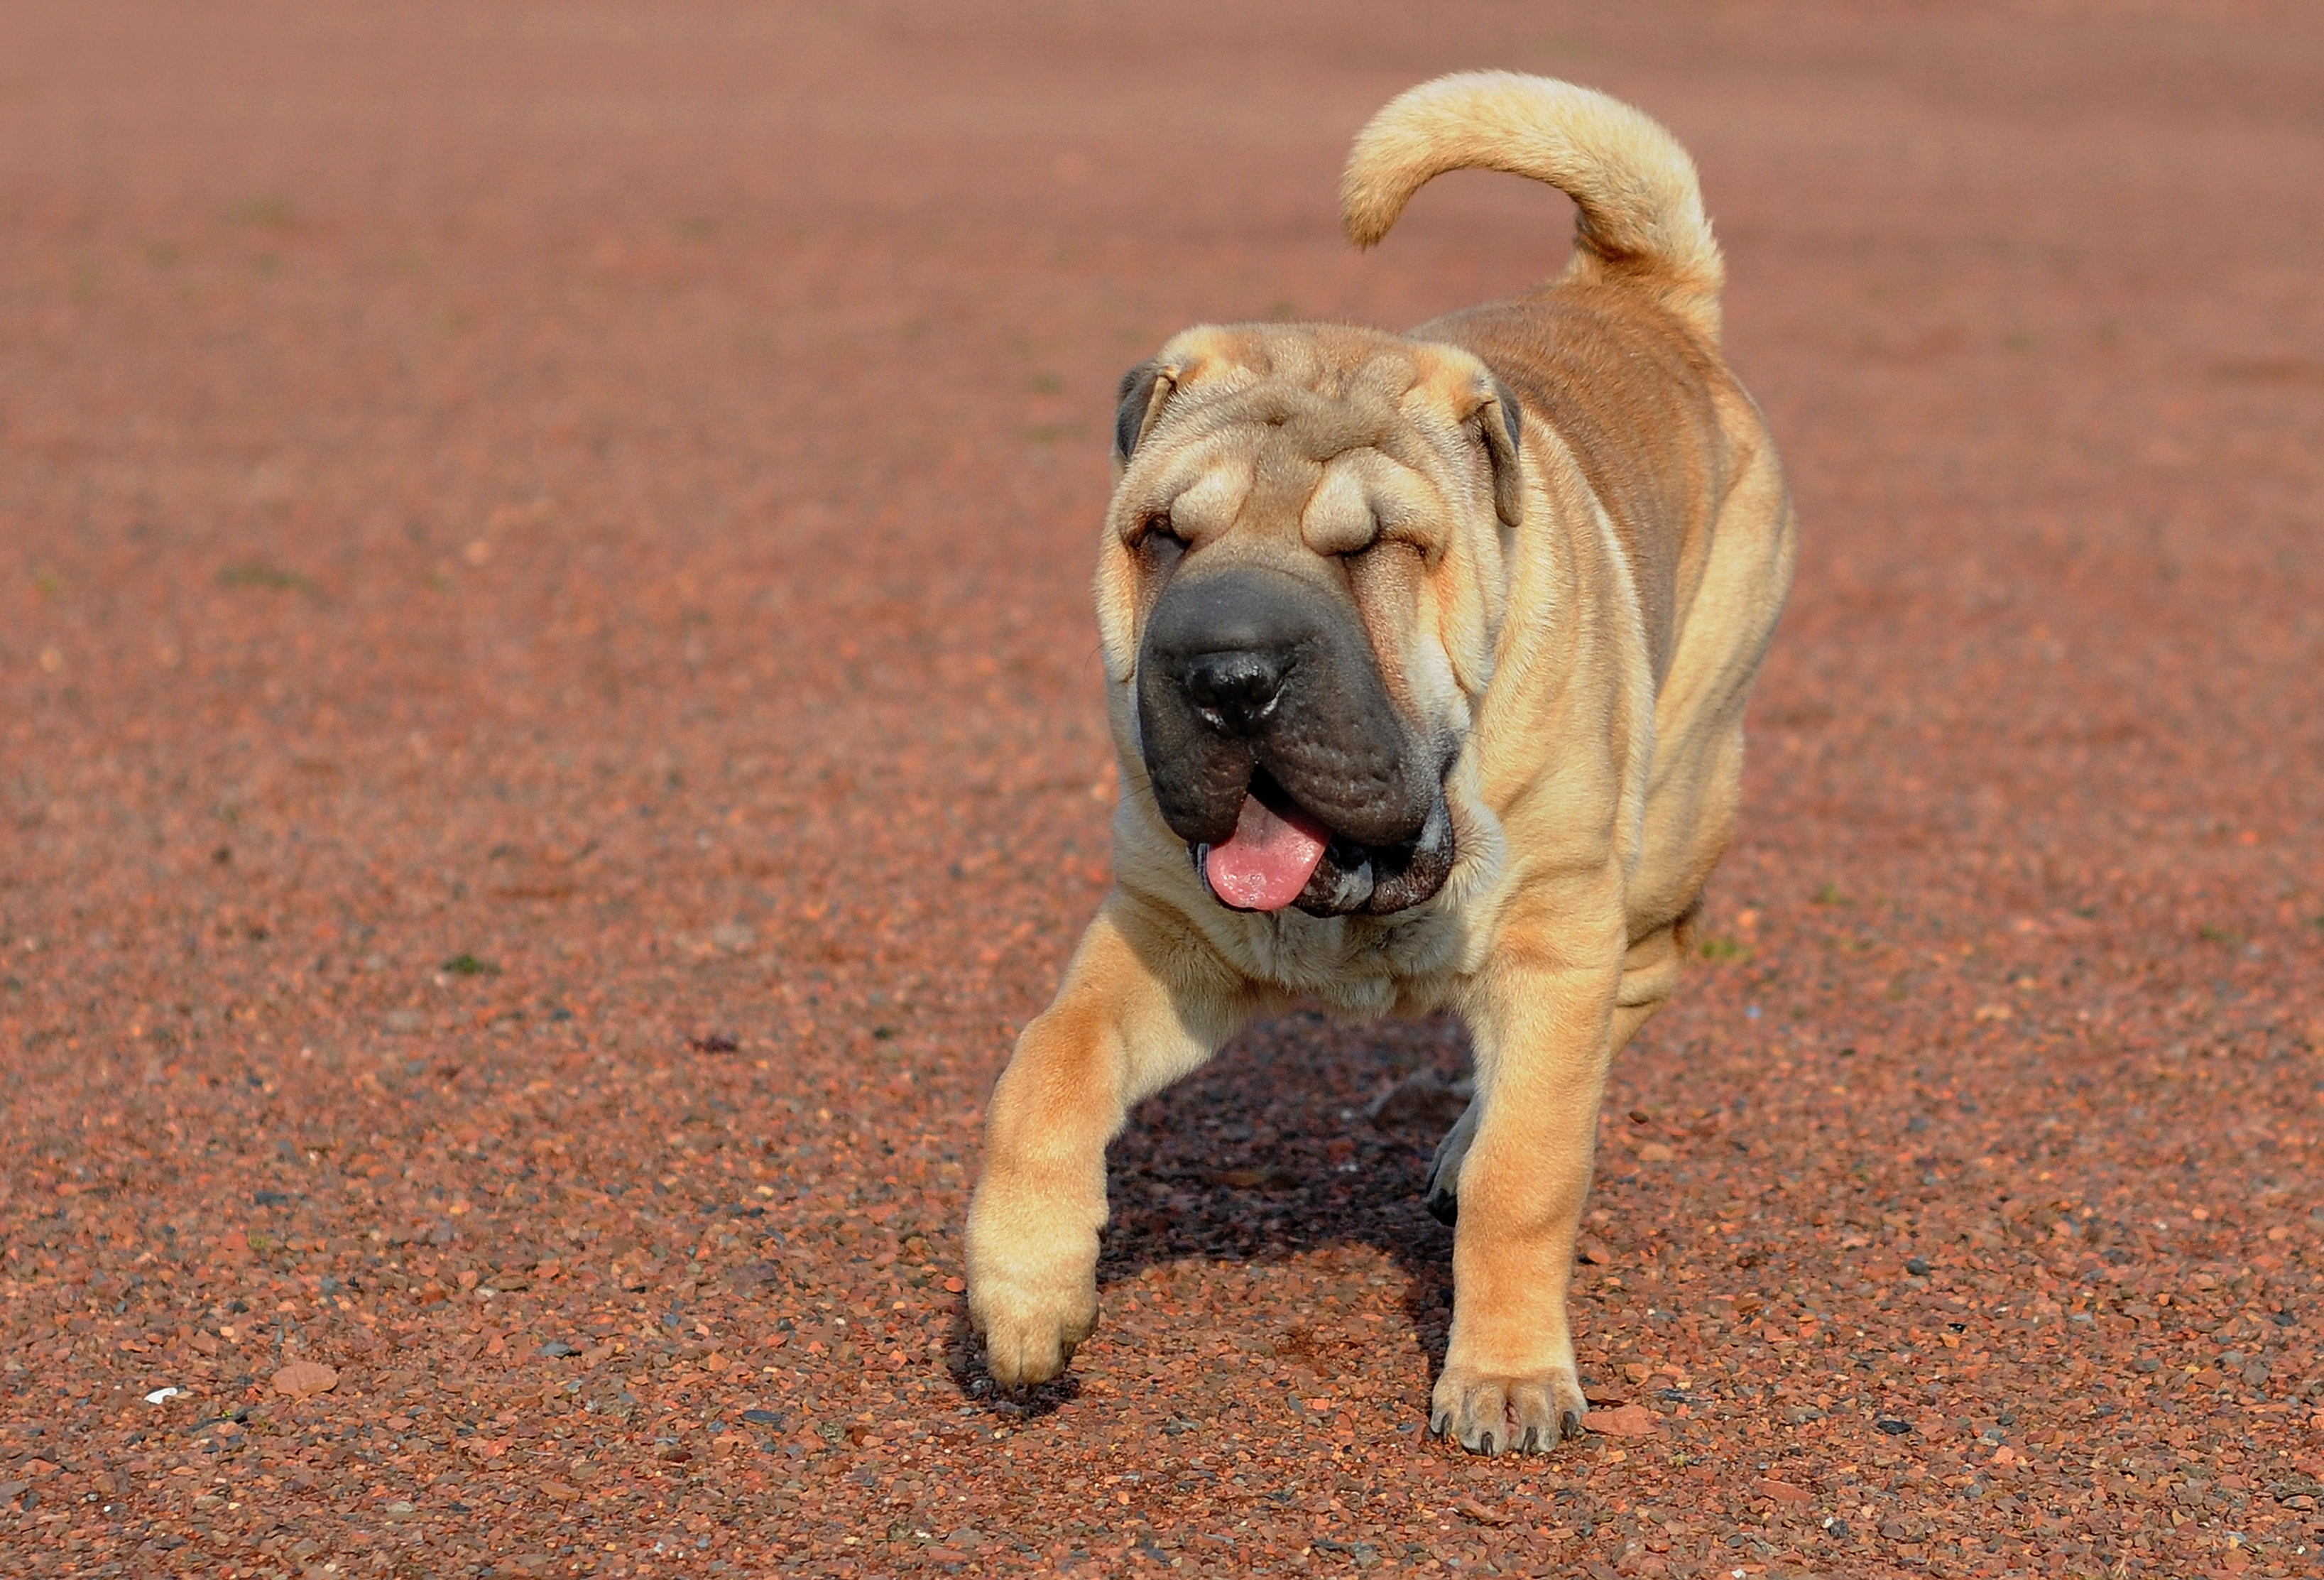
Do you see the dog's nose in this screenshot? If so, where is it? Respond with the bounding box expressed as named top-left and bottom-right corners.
top-left (1178, 648), bottom-right (1292, 733)
top-left (1142, 565), bottom-right (1323, 741)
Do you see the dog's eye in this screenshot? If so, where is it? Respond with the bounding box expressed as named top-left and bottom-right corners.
top-left (1135, 517), bottom-right (1186, 570)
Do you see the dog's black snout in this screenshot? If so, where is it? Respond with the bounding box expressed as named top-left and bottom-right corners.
top-left (1179, 648), bottom-right (1292, 734)
top-left (1144, 567), bottom-right (1321, 739)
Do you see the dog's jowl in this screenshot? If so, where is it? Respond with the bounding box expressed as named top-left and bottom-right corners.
top-left (966, 72), bottom-right (1796, 1454)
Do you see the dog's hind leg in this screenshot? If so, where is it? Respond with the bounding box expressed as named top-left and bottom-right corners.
top-left (1611, 910), bottom-right (1691, 1055)
top-left (1424, 1096), bottom-right (1480, 1226)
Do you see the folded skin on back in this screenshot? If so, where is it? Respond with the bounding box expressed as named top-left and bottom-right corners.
top-left (965, 71), bottom-right (1796, 1455)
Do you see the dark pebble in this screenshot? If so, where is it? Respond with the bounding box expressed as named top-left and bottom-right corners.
top-left (1904, 1258), bottom-right (1931, 1276)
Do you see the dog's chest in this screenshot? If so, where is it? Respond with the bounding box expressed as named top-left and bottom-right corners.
top-left (1225, 905), bottom-right (1468, 1017)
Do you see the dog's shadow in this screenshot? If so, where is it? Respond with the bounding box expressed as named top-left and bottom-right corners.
top-left (949, 1010), bottom-right (1472, 1420)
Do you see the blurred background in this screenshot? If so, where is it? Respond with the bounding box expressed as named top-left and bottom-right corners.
top-left (2, 3), bottom-right (2320, 1575)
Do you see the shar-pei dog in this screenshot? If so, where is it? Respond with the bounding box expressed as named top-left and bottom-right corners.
top-left (966, 72), bottom-right (1796, 1454)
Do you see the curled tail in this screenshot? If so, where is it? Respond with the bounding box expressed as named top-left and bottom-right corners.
top-left (1341, 71), bottom-right (1725, 341)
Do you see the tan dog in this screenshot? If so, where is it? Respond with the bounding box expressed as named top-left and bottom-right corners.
top-left (966, 72), bottom-right (1795, 1454)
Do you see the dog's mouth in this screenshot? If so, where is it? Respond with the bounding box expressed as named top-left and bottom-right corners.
top-left (1192, 770), bottom-right (1455, 917)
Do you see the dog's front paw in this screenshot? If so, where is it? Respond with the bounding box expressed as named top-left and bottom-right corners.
top-left (964, 1154), bottom-right (1106, 1388)
top-left (1430, 1360), bottom-right (1586, 1455)
top-left (969, 1270), bottom-right (1098, 1388)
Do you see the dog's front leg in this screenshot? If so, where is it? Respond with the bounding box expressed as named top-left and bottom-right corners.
top-left (1434, 909), bottom-right (1623, 1454)
top-left (966, 894), bottom-right (1247, 1387)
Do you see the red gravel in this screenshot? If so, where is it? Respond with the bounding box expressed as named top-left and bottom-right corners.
top-left (4, 4), bottom-right (2322, 1577)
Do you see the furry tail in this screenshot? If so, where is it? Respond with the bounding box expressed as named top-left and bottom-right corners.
top-left (1341, 72), bottom-right (1724, 340)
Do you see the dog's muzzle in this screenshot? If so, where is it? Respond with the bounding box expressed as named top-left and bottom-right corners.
top-left (1135, 565), bottom-right (1456, 916)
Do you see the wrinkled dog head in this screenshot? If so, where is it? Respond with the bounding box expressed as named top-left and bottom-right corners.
top-left (1095, 325), bottom-right (1522, 917)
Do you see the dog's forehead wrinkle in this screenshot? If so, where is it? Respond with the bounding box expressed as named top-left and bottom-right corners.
top-left (1121, 339), bottom-right (1490, 565)
top-left (1189, 369), bottom-right (1412, 465)
top-left (1246, 442), bottom-right (1323, 523)
top-left (1300, 462), bottom-right (1377, 554)
top-left (1169, 463), bottom-right (1251, 536)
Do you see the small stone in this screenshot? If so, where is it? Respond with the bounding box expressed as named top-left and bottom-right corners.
top-left (1635, 1142), bottom-right (1676, 1163)
top-left (383, 1500), bottom-right (417, 1519)
top-left (1874, 1416), bottom-right (1912, 1435)
top-left (540, 1480), bottom-right (579, 1502)
top-left (270, 1361), bottom-right (339, 1398)
top-left (383, 1009), bottom-right (425, 1033)
top-left (725, 1261), bottom-right (780, 1297)
top-left (741, 1409), bottom-right (782, 1426)
top-left (538, 1340), bottom-right (578, 1358)
top-left (1582, 1402), bottom-right (1661, 1437)
top-left (1904, 1257), bottom-right (1931, 1276)
top-left (1757, 1478), bottom-right (1813, 1503)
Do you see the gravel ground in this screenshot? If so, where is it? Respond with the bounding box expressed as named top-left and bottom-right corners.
top-left (4, 3), bottom-right (2322, 1576)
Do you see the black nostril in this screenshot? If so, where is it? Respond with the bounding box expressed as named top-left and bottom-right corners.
top-left (1179, 649), bottom-right (1290, 729)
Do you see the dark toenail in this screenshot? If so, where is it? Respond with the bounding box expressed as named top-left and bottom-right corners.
top-left (1477, 1431), bottom-right (1495, 1454)
top-left (1522, 1425), bottom-right (1540, 1451)
top-left (1561, 1409), bottom-right (1582, 1439)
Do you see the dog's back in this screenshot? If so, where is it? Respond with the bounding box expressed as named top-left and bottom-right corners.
top-left (1343, 72), bottom-right (1763, 690)
top-left (1345, 72), bottom-right (1795, 944)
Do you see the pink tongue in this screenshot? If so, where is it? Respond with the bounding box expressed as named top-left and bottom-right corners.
top-left (1201, 794), bottom-right (1329, 912)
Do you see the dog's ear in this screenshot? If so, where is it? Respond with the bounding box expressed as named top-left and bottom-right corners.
top-left (1115, 359), bottom-right (1179, 464)
top-left (1474, 376), bottom-right (1524, 530)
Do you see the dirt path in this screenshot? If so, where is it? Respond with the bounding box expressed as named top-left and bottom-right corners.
top-left (3, 3), bottom-right (2320, 1576)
